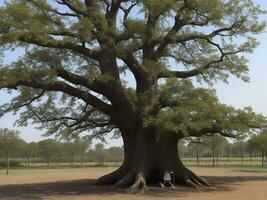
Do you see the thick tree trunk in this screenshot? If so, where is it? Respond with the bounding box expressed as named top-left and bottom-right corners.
top-left (96, 130), bottom-right (211, 189)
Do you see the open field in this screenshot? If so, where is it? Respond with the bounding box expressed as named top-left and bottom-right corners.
top-left (3, 156), bottom-right (265, 169)
top-left (181, 157), bottom-right (265, 166)
top-left (1, 167), bottom-right (267, 200)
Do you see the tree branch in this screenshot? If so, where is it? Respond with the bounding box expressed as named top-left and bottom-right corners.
top-left (17, 35), bottom-right (100, 60)
top-left (1, 80), bottom-right (114, 116)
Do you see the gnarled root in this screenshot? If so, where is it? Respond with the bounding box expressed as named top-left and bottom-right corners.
top-left (178, 168), bottom-right (212, 188)
top-left (129, 173), bottom-right (147, 190)
top-left (95, 164), bottom-right (126, 185)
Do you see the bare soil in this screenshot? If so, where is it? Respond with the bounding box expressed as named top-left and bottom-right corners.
top-left (1, 167), bottom-right (267, 200)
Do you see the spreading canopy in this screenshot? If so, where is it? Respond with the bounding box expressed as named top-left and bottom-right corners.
top-left (0, 0), bottom-right (265, 139)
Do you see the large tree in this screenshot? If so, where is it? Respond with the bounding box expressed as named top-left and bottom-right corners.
top-left (0, 0), bottom-right (266, 189)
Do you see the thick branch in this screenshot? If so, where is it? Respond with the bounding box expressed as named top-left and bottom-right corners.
top-left (105, 0), bottom-right (122, 27)
top-left (1, 80), bottom-right (114, 116)
top-left (18, 35), bottom-right (99, 60)
top-left (57, 0), bottom-right (87, 16)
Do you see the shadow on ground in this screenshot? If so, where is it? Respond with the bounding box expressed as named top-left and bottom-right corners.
top-left (1, 176), bottom-right (267, 200)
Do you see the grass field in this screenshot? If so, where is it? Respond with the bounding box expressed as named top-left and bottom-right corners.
top-left (2, 156), bottom-right (265, 169)
top-left (1, 166), bottom-right (267, 200)
top-left (181, 157), bottom-right (265, 166)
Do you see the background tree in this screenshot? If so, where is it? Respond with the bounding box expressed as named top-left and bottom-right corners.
top-left (0, 0), bottom-right (266, 189)
top-left (38, 139), bottom-right (58, 167)
top-left (203, 135), bottom-right (228, 166)
top-left (74, 136), bottom-right (92, 166)
top-left (224, 143), bottom-right (233, 163)
top-left (188, 138), bottom-right (203, 166)
top-left (177, 140), bottom-right (187, 159)
top-left (20, 141), bottom-right (39, 166)
top-left (247, 137), bottom-right (259, 165)
top-left (107, 146), bottom-right (124, 164)
top-left (247, 130), bottom-right (267, 167)
top-left (54, 141), bottom-right (64, 166)
top-left (232, 140), bottom-right (247, 165)
top-left (95, 143), bottom-right (105, 165)
top-left (0, 128), bottom-right (21, 175)
top-left (63, 141), bottom-right (77, 165)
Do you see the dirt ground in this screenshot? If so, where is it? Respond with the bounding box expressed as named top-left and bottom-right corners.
top-left (1, 167), bottom-right (267, 200)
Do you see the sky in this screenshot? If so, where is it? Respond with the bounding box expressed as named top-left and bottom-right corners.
top-left (0, 0), bottom-right (267, 147)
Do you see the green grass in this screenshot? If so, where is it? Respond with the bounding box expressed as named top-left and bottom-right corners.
top-left (181, 157), bottom-right (265, 167)
top-left (0, 166), bottom-right (118, 176)
top-left (1, 157), bottom-right (266, 173)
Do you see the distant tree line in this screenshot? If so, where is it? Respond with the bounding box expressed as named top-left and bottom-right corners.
top-left (0, 128), bottom-right (124, 175)
top-left (2, 128), bottom-right (267, 176)
top-left (178, 131), bottom-right (267, 167)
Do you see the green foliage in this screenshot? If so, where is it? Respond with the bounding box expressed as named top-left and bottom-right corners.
top-left (202, 134), bottom-right (228, 155)
top-left (0, 0), bottom-right (266, 143)
top-left (0, 159), bottom-right (21, 168)
top-left (95, 143), bottom-right (105, 164)
top-left (247, 130), bottom-right (267, 154)
top-left (145, 79), bottom-right (266, 138)
top-left (231, 140), bottom-right (247, 157)
top-left (0, 128), bottom-right (22, 156)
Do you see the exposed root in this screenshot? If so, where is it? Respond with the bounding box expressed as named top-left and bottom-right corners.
top-left (95, 165), bottom-right (125, 185)
top-left (185, 169), bottom-right (212, 187)
top-left (183, 174), bottom-right (199, 188)
top-left (129, 173), bottom-right (147, 190)
top-left (180, 169), bottom-right (212, 188)
top-left (114, 170), bottom-right (135, 188)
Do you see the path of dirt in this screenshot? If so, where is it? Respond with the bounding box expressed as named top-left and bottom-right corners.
top-left (0, 167), bottom-right (267, 200)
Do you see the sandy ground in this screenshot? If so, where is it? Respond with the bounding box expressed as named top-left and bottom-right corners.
top-left (1, 167), bottom-right (267, 200)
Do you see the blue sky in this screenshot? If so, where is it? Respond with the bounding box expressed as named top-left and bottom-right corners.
top-left (0, 0), bottom-right (267, 147)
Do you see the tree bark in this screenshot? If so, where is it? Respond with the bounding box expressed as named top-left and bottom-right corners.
top-left (96, 129), bottom-right (211, 189)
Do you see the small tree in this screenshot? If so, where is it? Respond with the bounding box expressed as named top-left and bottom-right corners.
top-left (177, 140), bottom-right (187, 159)
top-left (54, 141), bottom-right (64, 166)
top-left (95, 143), bottom-right (105, 164)
top-left (74, 136), bottom-right (92, 166)
top-left (38, 139), bottom-right (58, 167)
top-left (63, 141), bottom-right (77, 165)
top-left (247, 138), bottom-right (258, 165)
top-left (203, 134), bottom-right (228, 166)
top-left (107, 146), bottom-right (124, 164)
top-left (21, 141), bottom-right (39, 166)
top-left (247, 131), bottom-right (267, 167)
top-left (0, 128), bottom-right (21, 175)
top-left (189, 138), bottom-right (204, 166)
top-left (232, 140), bottom-right (247, 165)
top-left (224, 143), bottom-right (232, 163)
